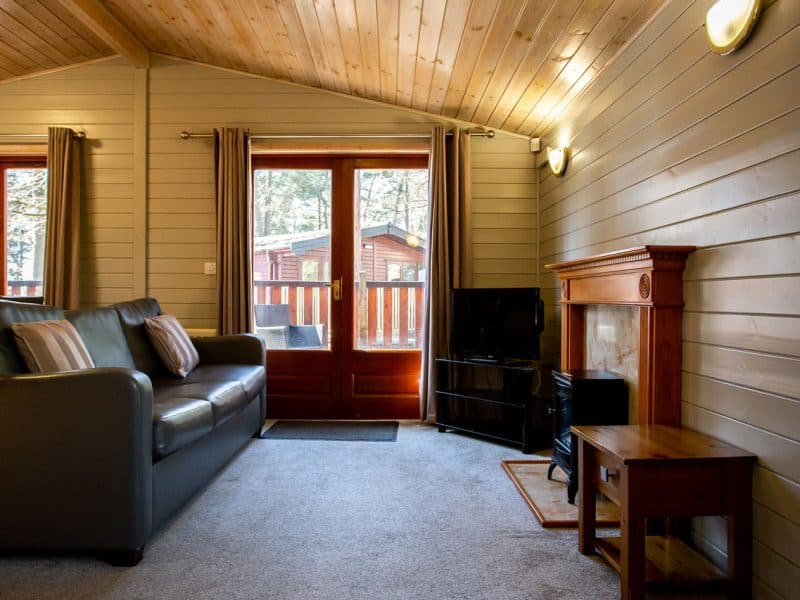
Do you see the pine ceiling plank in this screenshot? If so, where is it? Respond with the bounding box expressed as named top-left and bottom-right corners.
top-left (485, 0), bottom-right (582, 130)
top-left (0, 32), bottom-right (43, 73)
top-left (103, 1), bottom-right (164, 54)
top-left (334, 0), bottom-right (367, 98)
top-left (469, 0), bottom-right (555, 126)
top-left (291, 0), bottom-right (340, 94)
top-left (536, 0), bottom-right (665, 136)
top-left (310, 0), bottom-right (351, 94)
top-left (426, 0), bottom-right (472, 114)
top-left (0, 1), bottom-right (90, 62)
top-left (159, 0), bottom-right (218, 66)
top-left (517, 0), bottom-right (646, 135)
top-left (376, 0), bottom-right (399, 104)
top-left (0, 17), bottom-right (61, 69)
top-left (54, 0), bottom-right (149, 68)
top-left (590, 0), bottom-right (665, 74)
top-left (34, 0), bottom-right (111, 58)
top-left (256, 0), bottom-right (309, 86)
top-left (500, 0), bottom-right (610, 133)
top-left (271, 0), bottom-right (322, 89)
top-left (396, 0), bottom-right (422, 106)
top-left (197, 0), bottom-right (269, 76)
top-left (230, 0), bottom-right (290, 79)
top-left (410, 0), bottom-right (446, 111)
top-left (355, 0), bottom-right (381, 100)
top-left (456, 0), bottom-right (528, 122)
top-left (439, 0), bottom-right (500, 116)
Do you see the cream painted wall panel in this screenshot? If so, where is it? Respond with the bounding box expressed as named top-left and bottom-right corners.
top-left (754, 503), bottom-right (800, 565)
top-left (754, 541), bottom-right (800, 600)
top-left (148, 214), bottom-right (215, 228)
top-left (684, 277), bottom-right (800, 316)
top-left (541, 1), bottom-right (800, 593)
top-left (471, 133), bottom-right (538, 289)
top-left (541, 142), bottom-right (800, 254)
top-left (147, 56), bottom-right (523, 324)
top-left (683, 313), bottom-right (800, 358)
top-left (754, 468), bottom-right (800, 528)
top-left (683, 235), bottom-right (800, 280)
top-left (541, 108), bottom-right (800, 241)
top-left (682, 373), bottom-right (800, 442)
top-left (473, 244), bottom-right (537, 259)
top-left (0, 58), bottom-right (135, 306)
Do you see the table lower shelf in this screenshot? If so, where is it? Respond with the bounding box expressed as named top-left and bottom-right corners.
top-left (595, 535), bottom-right (726, 590)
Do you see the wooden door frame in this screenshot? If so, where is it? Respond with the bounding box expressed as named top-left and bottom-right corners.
top-left (252, 153), bottom-right (428, 418)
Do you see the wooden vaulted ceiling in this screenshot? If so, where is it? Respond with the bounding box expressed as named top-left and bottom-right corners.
top-left (0, 0), bottom-right (669, 138)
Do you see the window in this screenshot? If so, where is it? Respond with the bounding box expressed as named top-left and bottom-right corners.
top-left (1, 158), bottom-right (48, 298)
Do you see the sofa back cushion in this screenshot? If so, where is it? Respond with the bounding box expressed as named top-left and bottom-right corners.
top-left (113, 297), bottom-right (164, 375)
top-left (0, 300), bottom-right (65, 374)
top-left (66, 306), bottom-right (136, 369)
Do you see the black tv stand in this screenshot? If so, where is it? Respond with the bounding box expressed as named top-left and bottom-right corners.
top-left (435, 357), bottom-right (550, 453)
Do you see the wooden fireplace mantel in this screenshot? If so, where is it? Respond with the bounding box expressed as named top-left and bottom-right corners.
top-left (546, 246), bottom-right (696, 426)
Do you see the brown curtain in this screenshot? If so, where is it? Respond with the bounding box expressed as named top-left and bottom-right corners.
top-left (419, 125), bottom-right (472, 422)
top-left (43, 127), bottom-right (81, 309)
top-left (214, 127), bottom-right (254, 335)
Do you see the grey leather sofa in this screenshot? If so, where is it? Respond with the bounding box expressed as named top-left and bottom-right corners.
top-left (0, 297), bottom-right (266, 565)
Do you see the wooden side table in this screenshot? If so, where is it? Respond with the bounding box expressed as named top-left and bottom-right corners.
top-left (572, 425), bottom-right (756, 600)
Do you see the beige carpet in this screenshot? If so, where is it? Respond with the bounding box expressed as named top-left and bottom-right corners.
top-left (502, 459), bottom-right (620, 528)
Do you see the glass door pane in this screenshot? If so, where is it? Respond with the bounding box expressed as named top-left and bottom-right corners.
top-left (252, 168), bottom-right (331, 350)
top-left (354, 167), bottom-right (429, 350)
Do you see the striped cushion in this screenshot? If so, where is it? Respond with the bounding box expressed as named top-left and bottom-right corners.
top-left (11, 319), bottom-right (95, 373)
top-left (144, 314), bottom-right (199, 378)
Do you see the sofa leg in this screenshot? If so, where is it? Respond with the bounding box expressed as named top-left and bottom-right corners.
top-left (106, 545), bottom-right (144, 566)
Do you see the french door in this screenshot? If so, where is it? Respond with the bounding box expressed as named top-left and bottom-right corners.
top-left (252, 154), bottom-right (429, 419)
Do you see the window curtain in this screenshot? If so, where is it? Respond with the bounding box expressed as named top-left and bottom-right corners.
top-left (214, 127), bottom-right (254, 335)
top-left (419, 125), bottom-right (472, 422)
top-left (43, 127), bottom-right (81, 309)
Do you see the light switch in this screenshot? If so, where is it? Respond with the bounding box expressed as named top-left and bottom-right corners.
top-left (203, 262), bottom-right (217, 275)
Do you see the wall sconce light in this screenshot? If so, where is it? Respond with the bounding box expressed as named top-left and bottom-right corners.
top-left (547, 146), bottom-right (569, 176)
top-left (705, 0), bottom-right (762, 55)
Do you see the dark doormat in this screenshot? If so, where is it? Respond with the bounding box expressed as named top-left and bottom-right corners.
top-left (259, 420), bottom-right (399, 442)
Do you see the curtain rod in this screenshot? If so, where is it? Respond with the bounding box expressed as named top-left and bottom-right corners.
top-left (179, 130), bottom-right (495, 140)
top-left (0, 131), bottom-right (86, 141)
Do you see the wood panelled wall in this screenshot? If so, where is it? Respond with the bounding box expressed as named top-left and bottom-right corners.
top-left (472, 135), bottom-right (538, 288)
top-left (0, 58), bottom-right (135, 307)
top-left (0, 54), bottom-right (535, 328)
top-left (539, 1), bottom-right (799, 598)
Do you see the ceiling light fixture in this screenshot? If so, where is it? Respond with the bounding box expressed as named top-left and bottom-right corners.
top-left (547, 146), bottom-right (569, 176)
top-left (705, 0), bottom-right (762, 55)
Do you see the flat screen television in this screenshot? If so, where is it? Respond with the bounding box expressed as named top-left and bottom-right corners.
top-left (450, 287), bottom-right (544, 362)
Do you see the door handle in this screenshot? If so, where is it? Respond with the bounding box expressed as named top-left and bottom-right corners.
top-left (331, 278), bottom-right (342, 301)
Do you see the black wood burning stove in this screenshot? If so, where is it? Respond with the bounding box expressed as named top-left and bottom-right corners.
top-left (548, 370), bottom-right (628, 503)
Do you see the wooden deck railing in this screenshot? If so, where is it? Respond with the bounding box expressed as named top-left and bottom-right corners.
top-left (254, 279), bottom-right (424, 349)
top-left (5, 280), bottom-right (43, 297)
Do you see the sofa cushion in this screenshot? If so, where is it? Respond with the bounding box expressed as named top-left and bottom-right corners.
top-left (0, 300), bottom-right (65, 374)
top-left (154, 364), bottom-right (265, 401)
top-left (154, 379), bottom-right (249, 427)
top-left (151, 396), bottom-right (214, 460)
top-left (113, 298), bottom-right (164, 375)
top-left (11, 319), bottom-right (95, 373)
top-left (144, 314), bottom-right (199, 377)
top-left (66, 306), bottom-right (136, 369)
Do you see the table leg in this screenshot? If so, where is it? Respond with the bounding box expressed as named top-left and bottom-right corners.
top-left (728, 465), bottom-right (753, 599)
top-left (621, 469), bottom-right (646, 600)
top-left (577, 438), bottom-right (596, 555)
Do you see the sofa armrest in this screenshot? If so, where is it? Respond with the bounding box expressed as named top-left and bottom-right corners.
top-left (0, 368), bottom-right (153, 552)
top-left (192, 333), bottom-right (266, 366)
